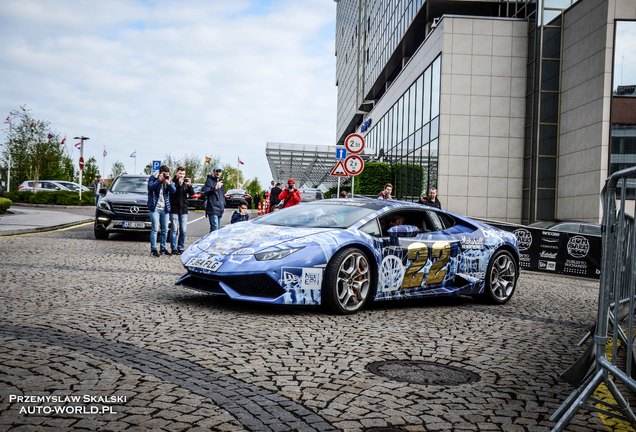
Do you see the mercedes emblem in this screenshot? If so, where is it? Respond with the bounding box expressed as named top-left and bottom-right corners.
top-left (130, 206), bottom-right (140, 214)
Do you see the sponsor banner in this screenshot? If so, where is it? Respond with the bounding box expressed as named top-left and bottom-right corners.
top-left (491, 224), bottom-right (601, 279)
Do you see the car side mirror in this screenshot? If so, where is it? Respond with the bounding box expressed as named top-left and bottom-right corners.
top-left (99, 187), bottom-right (107, 195)
top-left (388, 224), bottom-right (420, 238)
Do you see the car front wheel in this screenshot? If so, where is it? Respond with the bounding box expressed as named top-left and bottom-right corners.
top-left (94, 227), bottom-right (109, 240)
top-left (483, 249), bottom-right (517, 304)
top-left (322, 247), bottom-right (372, 314)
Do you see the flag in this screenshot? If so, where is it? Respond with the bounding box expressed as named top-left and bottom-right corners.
top-left (4, 115), bottom-right (9, 124)
top-left (238, 156), bottom-right (245, 165)
top-left (204, 155), bottom-right (211, 164)
top-left (74, 141), bottom-right (82, 149)
top-left (103, 149), bottom-right (107, 157)
top-left (130, 151), bottom-right (136, 158)
top-left (60, 136), bottom-right (66, 145)
top-left (47, 133), bottom-right (53, 140)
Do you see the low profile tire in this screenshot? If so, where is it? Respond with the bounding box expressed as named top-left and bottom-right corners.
top-left (322, 247), bottom-right (373, 315)
top-left (482, 249), bottom-right (517, 304)
top-left (94, 227), bottom-right (109, 240)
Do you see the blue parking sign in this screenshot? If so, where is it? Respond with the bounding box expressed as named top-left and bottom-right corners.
top-left (336, 147), bottom-right (347, 160)
top-left (152, 160), bottom-right (161, 171)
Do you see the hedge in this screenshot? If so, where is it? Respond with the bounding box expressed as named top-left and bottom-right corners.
top-left (0, 197), bottom-right (12, 214)
top-left (4, 191), bottom-right (95, 206)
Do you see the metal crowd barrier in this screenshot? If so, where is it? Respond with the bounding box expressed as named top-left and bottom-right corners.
top-left (551, 166), bottom-right (636, 430)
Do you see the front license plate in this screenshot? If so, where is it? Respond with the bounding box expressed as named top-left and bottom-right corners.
top-left (186, 258), bottom-right (222, 272)
top-left (123, 221), bottom-right (145, 229)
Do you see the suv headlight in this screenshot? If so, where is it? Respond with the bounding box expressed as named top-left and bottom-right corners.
top-left (255, 247), bottom-right (304, 261)
top-left (97, 200), bottom-right (112, 212)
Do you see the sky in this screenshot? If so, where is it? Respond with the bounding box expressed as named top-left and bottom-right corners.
top-left (614, 20), bottom-right (636, 91)
top-left (0, 0), bottom-right (337, 187)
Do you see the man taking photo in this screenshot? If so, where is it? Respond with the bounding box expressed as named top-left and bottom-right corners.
top-left (277, 178), bottom-right (301, 209)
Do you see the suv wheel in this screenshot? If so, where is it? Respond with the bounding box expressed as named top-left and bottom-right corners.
top-left (94, 227), bottom-right (109, 240)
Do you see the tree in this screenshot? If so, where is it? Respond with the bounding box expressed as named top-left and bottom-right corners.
top-left (1, 106), bottom-right (73, 189)
top-left (220, 165), bottom-right (243, 190)
top-left (243, 178), bottom-right (262, 207)
top-left (111, 161), bottom-right (126, 179)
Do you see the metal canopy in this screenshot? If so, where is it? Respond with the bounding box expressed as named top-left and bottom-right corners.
top-left (265, 142), bottom-right (342, 190)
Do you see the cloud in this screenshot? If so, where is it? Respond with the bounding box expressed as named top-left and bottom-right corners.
top-left (0, 0), bottom-right (336, 185)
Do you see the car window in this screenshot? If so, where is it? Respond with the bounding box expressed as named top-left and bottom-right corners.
top-left (57, 181), bottom-right (80, 191)
top-left (580, 224), bottom-right (601, 236)
top-left (360, 219), bottom-right (382, 237)
top-left (42, 182), bottom-right (60, 190)
top-left (111, 177), bottom-right (148, 193)
top-left (551, 223), bottom-right (580, 234)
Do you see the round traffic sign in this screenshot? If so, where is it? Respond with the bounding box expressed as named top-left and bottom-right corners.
top-left (79, 156), bottom-right (85, 170)
top-left (344, 154), bottom-right (364, 176)
top-left (344, 133), bottom-right (365, 154)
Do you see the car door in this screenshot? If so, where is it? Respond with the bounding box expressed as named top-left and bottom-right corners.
top-left (377, 209), bottom-right (459, 297)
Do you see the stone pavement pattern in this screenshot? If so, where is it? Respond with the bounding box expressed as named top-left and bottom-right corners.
top-left (0, 225), bottom-right (617, 431)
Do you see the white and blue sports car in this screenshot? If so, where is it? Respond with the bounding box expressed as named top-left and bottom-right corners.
top-left (176, 198), bottom-right (520, 314)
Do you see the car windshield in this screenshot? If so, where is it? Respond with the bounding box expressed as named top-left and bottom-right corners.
top-left (227, 189), bottom-right (244, 195)
top-left (253, 203), bottom-right (375, 228)
top-left (110, 176), bottom-right (148, 193)
top-left (192, 184), bottom-right (203, 193)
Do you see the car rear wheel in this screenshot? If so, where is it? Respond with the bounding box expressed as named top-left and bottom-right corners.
top-left (94, 227), bottom-right (109, 240)
top-left (322, 247), bottom-right (372, 314)
top-left (483, 249), bottom-right (517, 304)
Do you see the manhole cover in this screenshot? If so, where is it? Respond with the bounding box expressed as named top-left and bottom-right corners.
top-left (366, 360), bottom-right (480, 386)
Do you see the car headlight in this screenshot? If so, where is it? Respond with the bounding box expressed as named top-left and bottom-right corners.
top-left (97, 200), bottom-right (112, 211)
top-left (254, 247), bottom-right (304, 261)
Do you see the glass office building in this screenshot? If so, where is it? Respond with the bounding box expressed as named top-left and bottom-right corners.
top-left (335, 0), bottom-right (636, 223)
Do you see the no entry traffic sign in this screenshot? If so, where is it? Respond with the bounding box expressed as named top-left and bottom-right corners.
top-left (79, 156), bottom-right (85, 170)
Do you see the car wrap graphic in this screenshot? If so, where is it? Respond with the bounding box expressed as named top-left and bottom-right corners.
top-left (177, 199), bottom-right (519, 309)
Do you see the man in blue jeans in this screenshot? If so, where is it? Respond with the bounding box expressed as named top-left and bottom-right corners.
top-left (203, 167), bottom-right (225, 231)
top-left (169, 166), bottom-right (194, 254)
top-left (147, 165), bottom-right (176, 257)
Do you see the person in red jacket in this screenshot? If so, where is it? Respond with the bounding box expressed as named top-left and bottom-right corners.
top-left (277, 178), bottom-right (301, 209)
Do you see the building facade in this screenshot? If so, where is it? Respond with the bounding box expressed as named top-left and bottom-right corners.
top-left (335, 0), bottom-right (636, 224)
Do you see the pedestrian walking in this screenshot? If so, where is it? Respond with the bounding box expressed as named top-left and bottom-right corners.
top-left (169, 166), bottom-right (194, 255)
top-left (377, 183), bottom-right (393, 200)
top-left (148, 165), bottom-right (176, 257)
top-left (277, 178), bottom-right (301, 209)
top-left (231, 200), bottom-right (250, 224)
top-left (203, 167), bottom-right (225, 232)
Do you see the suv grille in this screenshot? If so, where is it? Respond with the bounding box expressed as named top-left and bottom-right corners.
top-left (112, 203), bottom-right (149, 215)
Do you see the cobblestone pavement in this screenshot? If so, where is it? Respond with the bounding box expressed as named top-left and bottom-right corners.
top-left (0, 225), bottom-right (621, 431)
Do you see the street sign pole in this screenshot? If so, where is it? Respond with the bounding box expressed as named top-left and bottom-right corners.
top-left (74, 136), bottom-right (90, 201)
top-left (337, 177), bottom-right (340, 198)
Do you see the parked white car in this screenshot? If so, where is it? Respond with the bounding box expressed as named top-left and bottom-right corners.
top-left (18, 180), bottom-right (90, 192)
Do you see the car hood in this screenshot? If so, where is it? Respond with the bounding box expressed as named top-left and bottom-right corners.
top-left (192, 222), bottom-right (336, 255)
top-left (104, 192), bottom-right (147, 203)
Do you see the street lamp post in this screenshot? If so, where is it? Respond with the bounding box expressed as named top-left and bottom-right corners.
top-left (74, 136), bottom-right (90, 201)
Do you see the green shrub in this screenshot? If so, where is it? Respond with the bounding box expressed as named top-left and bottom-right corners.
top-left (3, 190), bottom-right (94, 206)
top-left (0, 197), bottom-right (12, 214)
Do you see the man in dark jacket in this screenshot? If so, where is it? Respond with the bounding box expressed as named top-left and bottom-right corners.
top-left (269, 182), bottom-right (282, 212)
top-left (203, 167), bottom-right (225, 231)
top-left (148, 165), bottom-right (177, 257)
top-left (169, 166), bottom-right (195, 254)
top-left (420, 187), bottom-right (442, 209)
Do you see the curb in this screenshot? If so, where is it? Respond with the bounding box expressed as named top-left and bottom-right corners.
top-left (0, 219), bottom-right (94, 237)
top-left (11, 202), bottom-right (93, 209)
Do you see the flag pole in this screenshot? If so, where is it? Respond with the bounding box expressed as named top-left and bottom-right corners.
top-left (102, 145), bottom-right (106, 177)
